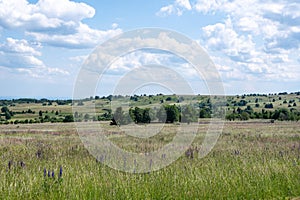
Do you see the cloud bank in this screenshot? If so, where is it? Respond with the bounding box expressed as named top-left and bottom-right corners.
top-left (158, 0), bottom-right (300, 90)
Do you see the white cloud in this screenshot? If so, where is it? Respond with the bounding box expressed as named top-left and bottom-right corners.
top-left (176, 0), bottom-right (192, 10)
top-left (0, 38), bottom-right (41, 56)
top-left (157, 0), bottom-right (300, 83)
top-left (157, 5), bottom-right (182, 16)
top-left (0, 37), bottom-right (43, 68)
top-left (0, 0), bottom-right (91, 30)
top-left (36, 0), bottom-right (95, 21)
top-left (69, 55), bottom-right (88, 63)
top-left (111, 23), bottom-right (119, 29)
top-left (15, 66), bottom-right (69, 78)
top-left (0, 0), bottom-right (122, 48)
top-left (0, 37), bottom-right (69, 78)
top-left (193, 0), bottom-right (224, 14)
top-left (28, 22), bottom-right (122, 48)
top-left (156, 0), bottom-right (191, 16)
top-left (202, 18), bottom-right (255, 58)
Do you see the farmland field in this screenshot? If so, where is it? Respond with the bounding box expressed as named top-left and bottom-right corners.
top-left (1, 120), bottom-right (299, 199)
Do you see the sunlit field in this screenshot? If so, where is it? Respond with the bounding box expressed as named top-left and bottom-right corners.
top-left (1, 120), bottom-right (299, 199)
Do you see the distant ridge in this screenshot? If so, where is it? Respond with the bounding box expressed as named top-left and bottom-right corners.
top-left (0, 91), bottom-right (299, 101)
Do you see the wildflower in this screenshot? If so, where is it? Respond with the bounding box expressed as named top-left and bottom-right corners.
top-left (52, 170), bottom-right (55, 178)
top-left (279, 151), bottom-right (284, 157)
top-left (234, 150), bottom-right (240, 155)
top-left (185, 148), bottom-right (194, 159)
top-left (8, 160), bottom-right (12, 170)
top-left (48, 170), bottom-right (51, 177)
top-left (44, 168), bottom-right (47, 177)
top-left (59, 166), bottom-right (63, 179)
top-left (36, 149), bottom-right (42, 158)
top-left (20, 161), bottom-right (25, 168)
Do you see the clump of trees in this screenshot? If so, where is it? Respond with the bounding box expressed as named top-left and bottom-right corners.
top-left (110, 104), bottom-right (198, 125)
top-left (1, 106), bottom-right (13, 120)
top-left (111, 107), bottom-right (131, 126)
top-left (225, 106), bottom-right (300, 121)
top-left (129, 107), bottom-right (151, 124)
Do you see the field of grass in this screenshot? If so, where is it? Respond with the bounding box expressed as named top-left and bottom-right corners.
top-left (1, 120), bottom-right (299, 199)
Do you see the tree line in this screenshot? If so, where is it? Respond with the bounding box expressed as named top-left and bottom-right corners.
top-left (110, 104), bottom-right (199, 126)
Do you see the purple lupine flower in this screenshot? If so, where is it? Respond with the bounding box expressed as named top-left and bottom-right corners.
top-left (59, 166), bottom-right (63, 179)
top-left (20, 161), bottom-right (25, 168)
top-left (48, 170), bottom-right (51, 177)
top-left (51, 170), bottom-right (55, 178)
top-left (44, 168), bottom-right (47, 177)
top-left (8, 160), bottom-right (12, 170)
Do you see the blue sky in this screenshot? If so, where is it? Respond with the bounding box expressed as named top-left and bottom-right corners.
top-left (0, 0), bottom-right (299, 98)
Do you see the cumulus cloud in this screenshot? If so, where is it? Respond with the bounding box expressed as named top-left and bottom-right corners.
top-left (28, 23), bottom-right (122, 48)
top-left (158, 0), bottom-right (300, 82)
top-left (202, 18), bottom-right (255, 58)
top-left (0, 0), bottom-right (122, 48)
top-left (157, 0), bottom-right (192, 16)
top-left (0, 37), bottom-right (68, 78)
top-left (0, 38), bottom-right (43, 68)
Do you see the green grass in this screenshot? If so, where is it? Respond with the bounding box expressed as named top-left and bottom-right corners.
top-left (0, 121), bottom-right (300, 199)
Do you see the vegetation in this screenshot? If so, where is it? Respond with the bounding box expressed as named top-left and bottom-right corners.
top-left (0, 92), bottom-right (299, 125)
top-left (0, 121), bottom-right (299, 199)
top-left (0, 92), bottom-right (300, 199)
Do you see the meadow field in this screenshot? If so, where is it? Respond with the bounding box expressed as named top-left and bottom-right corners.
top-left (1, 120), bottom-right (299, 199)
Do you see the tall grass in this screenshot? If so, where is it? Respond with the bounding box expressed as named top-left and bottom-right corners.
top-left (0, 121), bottom-right (299, 199)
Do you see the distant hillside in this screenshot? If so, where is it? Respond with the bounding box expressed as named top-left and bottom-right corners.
top-left (0, 92), bottom-right (299, 124)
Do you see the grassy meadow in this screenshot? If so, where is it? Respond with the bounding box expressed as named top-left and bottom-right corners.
top-left (0, 120), bottom-right (299, 199)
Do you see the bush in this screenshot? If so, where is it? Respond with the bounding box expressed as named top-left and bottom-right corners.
top-left (63, 115), bottom-right (74, 123)
top-left (112, 107), bottom-right (131, 125)
top-left (265, 103), bottom-right (273, 109)
top-left (165, 105), bottom-right (180, 123)
top-left (129, 107), bottom-right (151, 124)
top-left (240, 112), bottom-right (250, 120)
top-left (180, 105), bottom-right (198, 123)
top-left (199, 108), bottom-right (211, 118)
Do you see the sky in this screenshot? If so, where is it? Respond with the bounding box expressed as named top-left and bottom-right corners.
top-left (0, 0), bottom-right (299, 98)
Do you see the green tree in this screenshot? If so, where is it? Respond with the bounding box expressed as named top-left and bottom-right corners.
top-left (142, 108), bottom-right (151, 123)
top-left (113, 107), bottom-right (124, 125)
top-left (113, 107), bottom-right (130, 125)
top-left (129, 107), bottom-right (151, 123)
top-left (165, 104), bottom-right (180, 123)
top-left (199, 108), bottom-right (211, 118)
top-left (5, 111), bottom-right (11, 120)
top-left (157, 106), bottom-right (167, 122)
top-left (63, 115), bottom-right (74, 122)
top-left (225, 113), bottom-right (236, 121)
top-left (264, 103), bottom-right (273, 109)
top-left (278, 108), bottom-right (290, 121)
top-left (240, 112), bottom-right (250, 120)
top-left (1, 106), bottom-right (9, 113)
top-left (181, 105), bottom-right (198, 123)
top-left (84, 113), bottom-right (90, 121)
